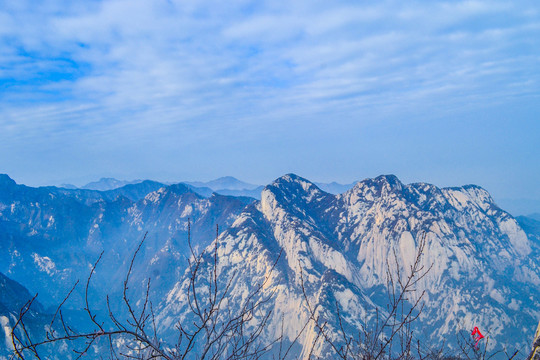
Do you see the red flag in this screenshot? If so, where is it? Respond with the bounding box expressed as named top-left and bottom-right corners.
top-left (471, 326), bottom-right (484, 349)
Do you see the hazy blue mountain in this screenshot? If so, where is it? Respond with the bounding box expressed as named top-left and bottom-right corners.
top-left (102, 180), bottom-right (166, 201)
top-left (214, 185), bottom-right (265, 199)
top-left (182, 176), bottom-right (265, 199)
top-left (58, 183), bottom-right (78, 189)
top-left (82, 177), bottom-right (143, 191)
top-left (315, 181), bottom-right (355, 194)
top-left (0, 174), bottom-right (254, 312)
top-left (183, 184), bottom-right (215, 197)
top-left (184, 176), bottom-right (260, 191)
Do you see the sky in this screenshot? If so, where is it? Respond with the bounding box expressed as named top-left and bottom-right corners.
top-left (0, 0), bottom-right (539, 205)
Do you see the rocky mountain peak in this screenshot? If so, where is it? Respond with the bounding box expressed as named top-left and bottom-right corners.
top-left (373, 174), bottom-right (402, 188)
top-left (141, 183), bottom-right (202, 207)
top-left (266, 174), bottom-right (325, 198)
top-left (347, 174), bottom-right (403, 200)
top-left (260, 174), bottom-right (330, 221)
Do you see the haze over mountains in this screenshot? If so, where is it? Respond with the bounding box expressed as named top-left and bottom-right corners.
top-left (1, 173), bottom-right (539, 358)
top-left (58, 176), bottom-right (538, 217)
top-left (59, 176), bottom-right (356, 202)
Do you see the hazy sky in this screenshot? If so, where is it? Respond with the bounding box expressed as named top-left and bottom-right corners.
top-left (1, 0), bottom-right (539, 201)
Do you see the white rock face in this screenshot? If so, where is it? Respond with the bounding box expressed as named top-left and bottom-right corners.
top-left (0, 316), bottom-right (13, 351)
top-left (157, 174), bottom-right (540, 358)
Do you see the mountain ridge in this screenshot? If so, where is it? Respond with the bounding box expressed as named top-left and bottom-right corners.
top-left (0, 172), bottom-right (538, 358)
top-left (158, 173), bottom-right (539, 358)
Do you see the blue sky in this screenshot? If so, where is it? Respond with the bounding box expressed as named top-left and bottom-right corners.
top-left (0, 0), bottom-right (539, 203)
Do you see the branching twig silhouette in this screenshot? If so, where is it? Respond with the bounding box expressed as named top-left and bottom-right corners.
top-left (299, 232), bottom-right (432, 360)
top-left (10, 223), bottom-right (288, 360)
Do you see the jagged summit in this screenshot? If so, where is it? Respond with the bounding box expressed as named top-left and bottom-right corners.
top-left (267, 173), bottom-right (324, 192)
top-left (372, 174), bottom-right (402, 185)
top-left (141, 183), bottom-right (203, 207)
top-left (344, 175), bottom-right (498, 212)
top-left (261, 174), bottom-right (331, 219)
top-left (347, 174), bottom-right (403, 198)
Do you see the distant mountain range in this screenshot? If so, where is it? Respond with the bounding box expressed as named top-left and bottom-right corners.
top-left (183, 176), bottom-right (260, 191)
top-left (57, 176), bottom-right (357, 200)
top-left (82, 177), bottom-right (143, 191)
top-left (60, 177), bottom-right (540, 217)
top-left (60, 177), bottom-right (144, 191)
top-left (1, 173), bottom-right (539, 358)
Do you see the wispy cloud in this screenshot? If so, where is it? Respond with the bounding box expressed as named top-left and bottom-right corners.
top-left (0, 0), bottom-right (539, 195)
